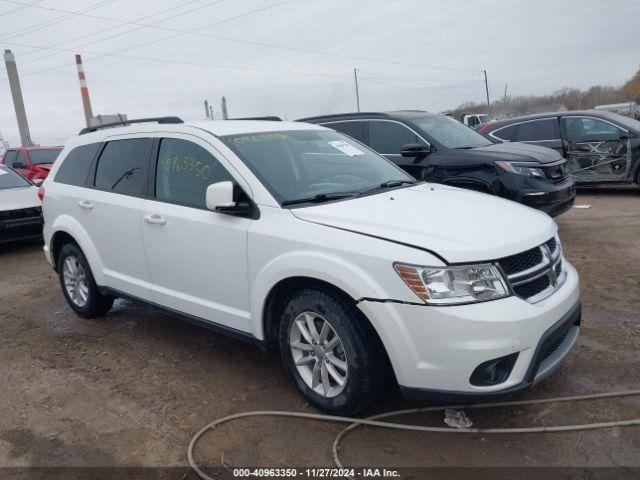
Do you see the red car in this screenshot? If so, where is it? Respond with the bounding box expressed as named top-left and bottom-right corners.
top-left (1, 146), bottom-right (63, 186)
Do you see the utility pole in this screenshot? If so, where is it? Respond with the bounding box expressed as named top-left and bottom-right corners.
top-left (483, 69), bottom-right (491, 118)
top-left (3, 50), bottom-right (32, 146)
top-left (221, 96), bottom-right (228, 119)
top-left (204, 99), bottom-right (210, 119)
top-left (353, 68), bottom-right (360, 112)
top-left (209, 105), bottom-right (214, 120)
top-left (503, 84), bottom-right (508, 103)
top-left (75, 55), bottom-right (94, 128)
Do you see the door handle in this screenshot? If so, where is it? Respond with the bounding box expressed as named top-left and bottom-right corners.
top-left (78, 200), bottom-right (93, 210)
top-left (144, 214), bottom-right (166, 225)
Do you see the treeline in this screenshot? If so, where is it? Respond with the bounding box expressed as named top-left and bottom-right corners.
top-left (448, 67), bottom-right (640, 118)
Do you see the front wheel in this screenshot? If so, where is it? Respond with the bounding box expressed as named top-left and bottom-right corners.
top-left (279, 288), bottom-right (385, 414)
top-left (57, 243), bottom-right (113, 318)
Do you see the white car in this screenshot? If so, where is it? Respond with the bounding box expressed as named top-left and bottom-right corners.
top-left (41, 117), bottom-right (581, 414)
top-left (0, 164), bottom-right (42, 244)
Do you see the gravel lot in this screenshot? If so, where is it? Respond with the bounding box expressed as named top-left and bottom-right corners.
top-left (0, 188), bottom-right (638, 479)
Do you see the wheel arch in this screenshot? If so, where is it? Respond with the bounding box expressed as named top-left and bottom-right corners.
top-left (261, 276), bottom-right (355, 352)
top-left (48, 216), bottom-right (104, 284)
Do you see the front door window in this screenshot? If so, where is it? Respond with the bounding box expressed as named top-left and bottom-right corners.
top-left (561, 117), bottom-right (630, 182)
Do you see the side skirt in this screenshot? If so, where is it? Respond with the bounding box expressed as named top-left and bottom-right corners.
top-left (98, 286), bottom-right (267, 351)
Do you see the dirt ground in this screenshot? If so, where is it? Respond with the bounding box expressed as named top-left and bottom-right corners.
top-left (0, 188), bottom-right (639, 479)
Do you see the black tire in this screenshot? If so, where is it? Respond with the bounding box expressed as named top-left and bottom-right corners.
top-left (57, 243), bottom-right (114, 318)
top-left (279, 287), bottom-right (385, 415)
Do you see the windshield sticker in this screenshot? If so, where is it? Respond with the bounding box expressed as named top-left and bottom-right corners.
top-left (328, 141), bottom-right (365, 156)
top-left (0, 169), bottom-right (7, 176)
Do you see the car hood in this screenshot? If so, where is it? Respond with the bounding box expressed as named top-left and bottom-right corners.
top-left (469, 142), bottom-right (563, 164)
top-left (290, 184), bottom-right (556, 263)
top-left (0, 186), bottom-right (40, 211)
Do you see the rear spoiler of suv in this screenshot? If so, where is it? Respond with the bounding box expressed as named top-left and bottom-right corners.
top-left (79, 116), bottom-right (184, 135)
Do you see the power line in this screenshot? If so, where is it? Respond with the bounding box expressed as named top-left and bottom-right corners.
top-left (19, 0), bottom-right (224, 67)
top-left (103, 0), bottom-right (293, 59)
top-left (0, 0), bottom-right (45, 18)
top-left (359, 77), bottom-right (480, 90)
top-left (356, 68), bottom-right (481, 85)
top-left (17, 0), bottom-right (206, 63)
top-left (0, 0), bottom-right (119, 42)
top-left (1, 39), bottom-right (354, 80)
top-left (3, 0), bottom-right (292, 82)
top-left (1, 0), bottom-right (479, 73)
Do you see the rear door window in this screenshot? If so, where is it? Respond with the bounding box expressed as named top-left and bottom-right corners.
top-left (516, 119), bottom-right (558, 141)
top-left (54, 143), bottom-right (101, 186)
top-left (323, 121), bottom-right (367, 143)
top-left (154, 138), bottom-right (233, 208)
top-left (94, 138), bottom-right (152, 196)
top-left (366, 121), bottom-right (420, 154)
top-left (491, 124), bottom-right (517, 141)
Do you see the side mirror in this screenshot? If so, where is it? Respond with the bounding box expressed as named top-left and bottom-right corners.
top-left (13, 162), bottom-right (25, 169)
top-left (206, 181), bottom-right (253, 217)
top-left (400, 142), bottom-right (431, 158)
top-left (619, 132), bottom-right (631, 141)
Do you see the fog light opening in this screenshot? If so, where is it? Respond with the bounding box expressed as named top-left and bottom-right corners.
top-left (470, 352), bottom-right (519, 387)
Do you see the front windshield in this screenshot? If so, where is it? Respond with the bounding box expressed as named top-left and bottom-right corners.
top-left (28, 149), bottom-right (61, 165)
top-left (0, 165), bottom-right (30, 189)
top-left (411, 115), bottom-right (493, 149)
top-left (601, 111), bottom-right (640, 132)
top-left (221, 129), bottom-right (414, 205)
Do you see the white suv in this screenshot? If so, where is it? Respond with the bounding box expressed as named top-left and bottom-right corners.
top-left (42, 117), bottom-right (581, 414)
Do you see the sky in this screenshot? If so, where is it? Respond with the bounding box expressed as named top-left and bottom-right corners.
top-left (0, 0), bottom-right (638, 146)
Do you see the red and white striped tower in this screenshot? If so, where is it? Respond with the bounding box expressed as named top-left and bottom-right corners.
top-left (75, 54), bottom-right (94, 127)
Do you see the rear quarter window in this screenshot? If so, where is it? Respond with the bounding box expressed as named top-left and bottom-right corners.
top-left (54, 143), bottom-right (101, 186)
top-left (323, 121), bottom-right (367, 144)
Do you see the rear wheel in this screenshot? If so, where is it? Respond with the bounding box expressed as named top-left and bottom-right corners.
top-left (279, 287), bottom-right (384, 414)
top-left (57, 243), bottom-right (113, 318)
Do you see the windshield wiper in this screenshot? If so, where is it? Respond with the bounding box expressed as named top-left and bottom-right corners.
top-left (282, 192), bottom-right (359, 206)
top-left (362, 179), bottom-right (418, 194)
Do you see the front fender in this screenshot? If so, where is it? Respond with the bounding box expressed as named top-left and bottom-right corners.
top-left (47, 215), bottom-right (106, 285)
top-left (250, 250), bottom-right (387, 340)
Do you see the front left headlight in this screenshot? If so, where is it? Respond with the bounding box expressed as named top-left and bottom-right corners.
top-left (495, 161), bottom-right (546, 179)
top-left (394, 263), bottom-right (509, 305)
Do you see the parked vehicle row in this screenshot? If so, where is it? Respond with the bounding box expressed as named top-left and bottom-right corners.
top-left (1, 145), bottom-right (62, 185)
top-left (479, 110), bottom-right (640, 186)
top-left (300, 111), bottom-right (576, 217)
top-left (0, 164), bottom-right (43, 244)
top-left (41, 117), bottom-right (581, 414)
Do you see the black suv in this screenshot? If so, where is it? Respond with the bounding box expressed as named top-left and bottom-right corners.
top-left (299, 111), bottom-right (576, 217)
top-left (479, 110), bottom-right (640, 186)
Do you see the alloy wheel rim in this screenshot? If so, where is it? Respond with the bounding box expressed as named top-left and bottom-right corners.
top-left (62, 256), bottom-right (89, 307)
top-left (289, 311), bottom-right (348, 398)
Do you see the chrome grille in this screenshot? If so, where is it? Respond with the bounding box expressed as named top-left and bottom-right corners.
top-left (497, 236), bottom-right (565, 303)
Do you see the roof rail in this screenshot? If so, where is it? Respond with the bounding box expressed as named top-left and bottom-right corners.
top-left (297, 112), bottom-right (388, 122)
top-left (230, 116), bottom-right (282, 121)
top-left (79, 116), bottom-right (184, 135)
